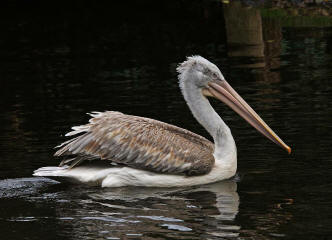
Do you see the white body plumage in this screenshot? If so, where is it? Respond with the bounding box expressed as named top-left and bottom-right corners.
top-left (34, 152), bottom-right (236, 187)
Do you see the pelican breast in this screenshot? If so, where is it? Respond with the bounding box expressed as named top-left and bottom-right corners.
top-left (55, 111), bottom-right (215, 176)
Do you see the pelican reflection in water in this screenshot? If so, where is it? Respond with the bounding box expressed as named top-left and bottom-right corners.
top-left (34, 56), bottom-right (291, 187)
top-left (51, 180), bottom-right (240, 239)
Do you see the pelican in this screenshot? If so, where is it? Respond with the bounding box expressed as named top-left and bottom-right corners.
top-left (34, 56), bottom-right (291, 187)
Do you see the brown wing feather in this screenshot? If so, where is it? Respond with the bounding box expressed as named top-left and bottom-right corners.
top-left (54, 111), bottom-right (215, 176)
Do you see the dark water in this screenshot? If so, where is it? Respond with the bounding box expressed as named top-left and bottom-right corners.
top-left (1, 1), bottom-right (332, 239)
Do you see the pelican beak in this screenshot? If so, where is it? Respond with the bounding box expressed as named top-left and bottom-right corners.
top-left (207, 81), bottom-right (291, 154)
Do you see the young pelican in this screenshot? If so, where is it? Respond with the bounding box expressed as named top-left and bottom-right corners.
top-left (34, 56), bottom-right (291, 187)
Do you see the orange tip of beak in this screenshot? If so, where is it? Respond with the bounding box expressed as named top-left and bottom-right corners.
top-left (286, 146), bottom-right (292, 154)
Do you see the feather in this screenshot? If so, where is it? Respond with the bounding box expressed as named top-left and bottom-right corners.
top-left (55, 111), bottom-right (215, 176)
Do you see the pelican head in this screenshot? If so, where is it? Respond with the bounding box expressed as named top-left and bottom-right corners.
top-left (177, 56), bottom-right (291, 154)
top-left (177, 56), bottom-right (224, 88)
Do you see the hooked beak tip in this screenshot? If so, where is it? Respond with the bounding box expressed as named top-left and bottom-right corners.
top-left (286, 146), bottom-right (292, 154)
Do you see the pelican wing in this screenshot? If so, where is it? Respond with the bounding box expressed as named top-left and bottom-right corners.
top-left (55, 111), bottom-right (215, 176)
